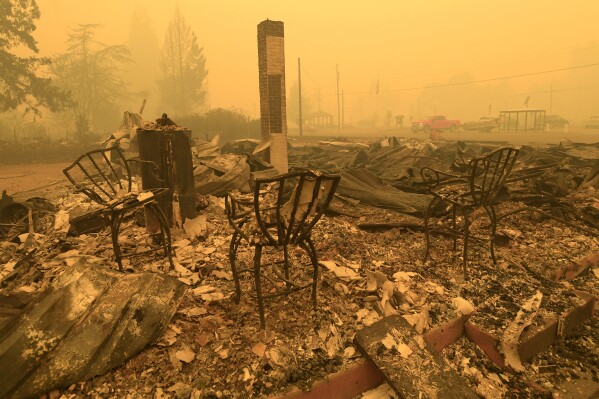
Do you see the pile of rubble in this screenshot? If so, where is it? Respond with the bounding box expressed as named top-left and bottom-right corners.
top-left (0, 135), bottom-right (597, 398)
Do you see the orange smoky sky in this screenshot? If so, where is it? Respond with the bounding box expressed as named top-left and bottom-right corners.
top-left (31, 0), bottom-right (599, 122)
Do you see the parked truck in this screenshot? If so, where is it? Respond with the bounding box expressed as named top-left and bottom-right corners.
top-left (411, 115), bottom-right (460, 133)
top-left (461, 116), bottom-right (499, 132)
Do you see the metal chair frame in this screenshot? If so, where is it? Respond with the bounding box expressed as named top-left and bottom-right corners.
top-left (421, 147), bottom-right (520, 278)
top-left (63, 145), bottom-right (174, 271)
top-left (225, 170), bottom-right (340, 329)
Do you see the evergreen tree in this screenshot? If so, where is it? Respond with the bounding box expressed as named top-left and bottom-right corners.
top-left (51, 24), bottom-right (131, 136)
top-left (0, 0), bottom-right (68, 115)
top-left (158, 8), bottom-right (208, 117)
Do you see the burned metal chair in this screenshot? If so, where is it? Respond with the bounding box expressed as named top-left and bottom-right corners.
top-left (63, 145), bottom-right (174, 271)
top-left (225, 170), bottom-right (341, 329)
top-left (421, 147), bottom-right (520, 278)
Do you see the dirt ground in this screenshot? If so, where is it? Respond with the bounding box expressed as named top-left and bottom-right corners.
top-left (0, 162), bottom-right (70, 200)
top-left (2, 192), bottom-right (597, 398)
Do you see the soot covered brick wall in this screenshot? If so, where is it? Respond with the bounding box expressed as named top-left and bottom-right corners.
top-left (257, 20), bottom-right (287, 144)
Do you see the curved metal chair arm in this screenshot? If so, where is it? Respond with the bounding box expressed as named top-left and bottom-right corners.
top-left (295, 176), bottom-right (340, 244)
top-left (420, 166), bottom-right (467, 190)
top-left (126, 157), bottom-right (166, 184)
top-left (468, 147), bottom-right (520, 206)
top-left (253, 182), bottom-right (279, 245)
top-left (224, 194), bottom-right (251, 242)
top-left (228, 192), bottom-right (254, 207)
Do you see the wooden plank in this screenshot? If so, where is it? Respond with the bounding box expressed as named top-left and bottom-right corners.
top-left (423, 314), bottom-right (470, 353)
top-left (464, 322), bottom-right (506, 369)
top-left (355, 315), bottom-right (478, 399)
top-left (466, 295), bottom-right (595, 368)
top-left (270, 360), bottom-right (385, 399)
top-left (555, 250), bottom-right (599, 280)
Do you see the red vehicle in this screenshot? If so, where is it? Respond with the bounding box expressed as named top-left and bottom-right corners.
top-left (412, 115), bottom-right (460, 133)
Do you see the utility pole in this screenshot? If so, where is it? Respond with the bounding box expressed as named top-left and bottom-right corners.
top-left (549, 83), bottom-right (553, 115)
top-left (342, 90), bottom-right (345, 129)
top-left (336, 64), bottom-right (341, 132)
top-left (298, 57), bottom-right (303, 137)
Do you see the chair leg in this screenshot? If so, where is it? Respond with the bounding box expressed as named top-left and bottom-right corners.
top-left (229, 231), bottom-right (242, 303)
top-left (151, 202), bottom-right (174, 270)
top-left (423, 197), bottom-right (438, 263)
top-left (253, 245), bottom-right (266, 329)
top-left (463, 210), bottom-right (470, 279)
top-left (300, 239), bottom-right (319, 310)
top-left (148, 203), bottom-right (167, 255)
top-left (283, 245), bottom-right (291, 289)
top-left (306, 238), bottom-right (319, 311)
top-left (485, 205), bottom-right (498, 264)
top-left (110, 212), bottom-right (124, 272)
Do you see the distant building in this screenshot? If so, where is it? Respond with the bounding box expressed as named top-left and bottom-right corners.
top-left (306, 110), bottom-right (334, 128)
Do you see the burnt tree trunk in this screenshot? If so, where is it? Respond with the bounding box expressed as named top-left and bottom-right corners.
top-left (138, 124), bottom-right (197, 232)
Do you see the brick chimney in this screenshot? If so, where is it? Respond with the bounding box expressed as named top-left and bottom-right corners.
top-left (257, 19), bottom-right (288, 173)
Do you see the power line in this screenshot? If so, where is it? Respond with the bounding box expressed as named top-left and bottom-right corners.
top-left (390, 43), bottom-right (599, 83)
top-left (414, 84), bottom-right (599, 107)
top-left (300, 65), bottom-right (321, 89)
top-left (474, 43), bottom-right (599, 70)
top-left (341, 61), bottom-right (599, 96)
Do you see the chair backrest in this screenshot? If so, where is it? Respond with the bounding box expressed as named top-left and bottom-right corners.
top-left (253, 170), bottom-right (341, 245)
top-left (469, 147), bottom-right (519, 206)
top-left (63, 146), bottom-right (132, 205)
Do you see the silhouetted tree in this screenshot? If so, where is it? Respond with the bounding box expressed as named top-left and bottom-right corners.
top-left (179, 108), bottom-right (259, 143)
top-left (51, 24), bottom-right (131, 136)
top-left (0, 0), bottom-right (68, 115)
top-left (158, 8), bottom-right (208, 117)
